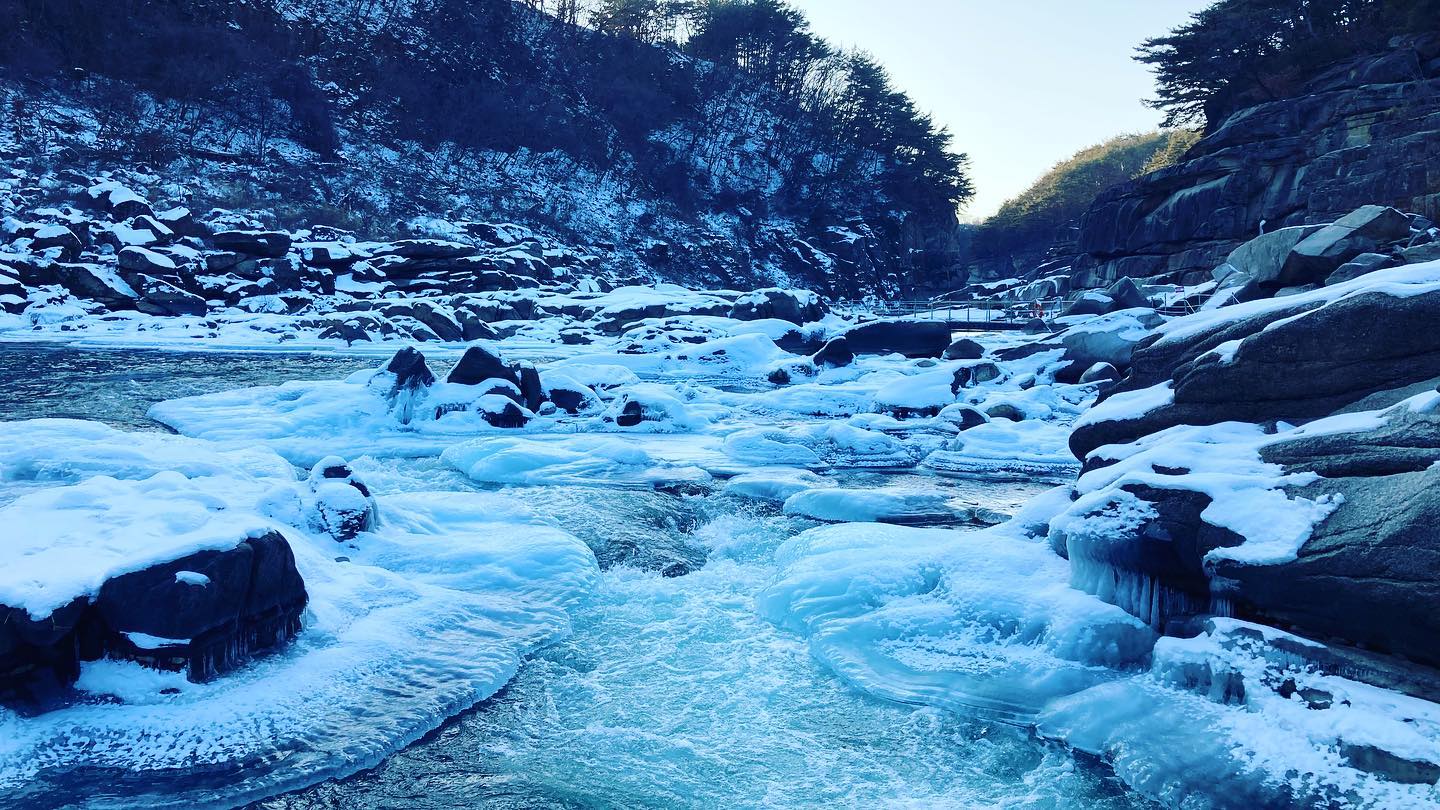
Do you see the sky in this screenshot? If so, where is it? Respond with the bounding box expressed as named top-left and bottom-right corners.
top-left (786, 0), bottom-right (1213, 220)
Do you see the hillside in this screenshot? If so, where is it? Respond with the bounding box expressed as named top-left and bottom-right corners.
top-left (958, 130), bottom-right (1196, 282)
top-left (0, 0), bottom-right (970, 297)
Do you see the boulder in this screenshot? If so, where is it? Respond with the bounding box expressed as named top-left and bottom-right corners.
top-left (133, 275), bottom-right (207, 317)
top-left (373, 239), bottom-right (478, 261)
top-left (842, 319), bottom-right (951, 358)
top-left (1401, 242), bottom-right (1440, 264)
top-left (212, 230), bottom-right (292, 258)
top-left (453, 306), bottom-right (499, 341)
top-left (86, 181), bottom-right (153, 219)
top-left (613, 399), bottom-right (646, 428)
top-left (118, 246), bottom-right (178, 278)
top-left (1105, 277), bottom-right (1152, 310)
top-left (812, 336), bottom-right (855, 368)
top-left (476, 395), bottom-right (531, 428)
top-left (156, 207), bottom-right (205, 238)
top-left (446, 345), bottom-right (520, 387)
top-left (1056, 484), bottom-right (1246, 626)
top-left (1071, 288), bottom-right (1440, 459)
top-left (28, 225), bottom-right (83, 259)
top-left (306, 457), bottom-right (379, 541)
top-left (950, 361), bottom-right (1001, 391)
top-left (382, 346), bottom-right (437, 391)
top-left (1213, 467), bottom-right (1440, 668)
top-left (545, 379), bottom-right (598, 414)
top-left (728, 288), bottom-right (825, 325)
top-left (983, 403), bottom-right (1025, 422)
top-left (377, 347), bottom-right (435, 423)
top-left (1324, 252), bottom-right (1393, 286)
top-left (938, 404), bottom-right (988, 431)
top-left (942, 338), bottom-right (985, 360)
top-left (516, 363), bottom-right (546, 412)
top-left (318, 317), bottom-right (375, 344)
top-left (0, 529), bottom-right (308, 698)
top-left (1280, 207), bottom-right (1408, 284)
top-left (1062, 292), bottom-right (1116, 317)
top-left (1216, 225), bottom-right (1323, 295)
top-left (54, 264), bottom-right (137, 310)
top-left (1079, 362), bottom-right (1121, 384)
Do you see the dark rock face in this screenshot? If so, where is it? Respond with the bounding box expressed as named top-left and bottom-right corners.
top-left (942, 338), bottom-right (984, 360)
top-left (1072, 34), bottom-right (1440, 289)
top-left (0, 531), bottom-right (307, 703)
top-left (546, 382), bottom-right (596, 414)
top-left (842, 319), bottom-right (951, 358)
top-left (307, 458), bottom-right (379, 541)
top-left (383, 346), bottom-right (437, 392)
top-left (54, 264), bottom-right (137, 310)
top-left (943, 405), bottom-right (988, 431)
top-left (1078, 362), bottom-right (1120, 384)
top-left (446, 345), bottom-right (520, 387)
top-left (950, 361), bottom-right (1001, 392)
top-left (1057, 485), bottom-right (1247, 627)
top-left (516, 363), bottom-right (545, 412)
top-left (811, 336), bottom-right (854, 368)
top-left (614, 399), bottom-right (646, 428)
top-left (727, 289), bottom-right (825, 325)
top-left (29, 226), bottom-right (83, 259)
top-left (212, 230), bottom-right (292, 258)
top-left (133, 274), bottom-right (207, 316)
top-left (1071, 288), bottom-right (1440, 459)
top-left (478, 397), bottom-right (531, 428)
top-left (1214, 467), bottom-right (1440, 669)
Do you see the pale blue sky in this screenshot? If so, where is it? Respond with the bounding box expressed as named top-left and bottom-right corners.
top-left (787, 0), bottom-right (1213, 219)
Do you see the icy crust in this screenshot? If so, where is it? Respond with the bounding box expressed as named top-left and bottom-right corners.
top-left (759, 521), bottom-right (1440, 809)
top-left (0, 418), bottom-right (294, 486)
top-left (921, 418), bottom-right (1081, 481)
top-left (757, 522), bottom-right (1155, 721)
top-left (1038, 620), bottom-right (1440, 809)
top-left (0, 472), bottom-right (274, 618)
top-left (1154, 259), bottom-right (1440, 346)
top-left (443, 436), bottom-right (711, 487)
top-left (1067, 421), bottom-right (1342, 567)
top-left (0, 420), bottom-right (598, 807)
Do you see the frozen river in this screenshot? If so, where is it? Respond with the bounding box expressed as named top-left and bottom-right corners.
top-left (0, 344), bottom-right (1147, 809)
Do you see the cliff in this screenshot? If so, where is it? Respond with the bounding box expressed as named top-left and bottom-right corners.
top-left (1072, 33), bottom-right (1440, 289)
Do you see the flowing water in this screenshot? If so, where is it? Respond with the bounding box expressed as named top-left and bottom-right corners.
top-left (1, 345), bottom-right (1150, 809)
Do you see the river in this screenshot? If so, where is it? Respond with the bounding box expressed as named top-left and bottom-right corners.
top-left (0, 344), bottom-right (1148, 809)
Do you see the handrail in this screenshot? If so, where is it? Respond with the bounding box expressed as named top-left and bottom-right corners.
top-left (832, 297), bottom-right (1069, 322)
top-left (835, 293), bottom-right (1202, 320)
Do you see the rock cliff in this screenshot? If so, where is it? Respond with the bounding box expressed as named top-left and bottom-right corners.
top-left (1072, 33), bottom-right (1440, 289)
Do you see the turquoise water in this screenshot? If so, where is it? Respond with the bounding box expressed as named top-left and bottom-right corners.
top-left (0, 346), bottom-right (1148, 809)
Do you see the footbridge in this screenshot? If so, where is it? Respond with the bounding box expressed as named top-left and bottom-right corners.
top-left (831, 298), bottom-right (1065, 331)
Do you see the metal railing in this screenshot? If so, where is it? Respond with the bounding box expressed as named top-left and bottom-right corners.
top-left (837, 290), bottom-right (1204, 322)
top-left (833, 297), bottom-right (1069, 323)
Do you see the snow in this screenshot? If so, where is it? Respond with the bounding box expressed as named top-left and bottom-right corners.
top-left (1156, 260), bottom-right (1440, 346)
top-left (125, 632), bottom-right (190, 650)
top-left (1071, 381), bottom-right (1174, 433)
top-left (3, 295), bottom-right (1437, 809)
top-left (923, 418), bottom-right (1080, 481)
top-left (782, 487), bottom-right (953, 523)
top-left (0, 472), bottom-right (274, 618)
top-left (723, 468), bottom-right (833, 501)
top-left (174, 571), bottom-right (211, 586)
top-left (0, 417), bottom-right (598, 803)
top-left (1063, 421), bottom-right (1342, 567)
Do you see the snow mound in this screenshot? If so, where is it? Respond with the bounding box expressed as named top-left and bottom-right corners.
top-left (758, 522), bottom-right (1155, 721)
top-left (922, 419), bottom-right (1081, 481)
top-left (0, 420), bottom-right (597, 807)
